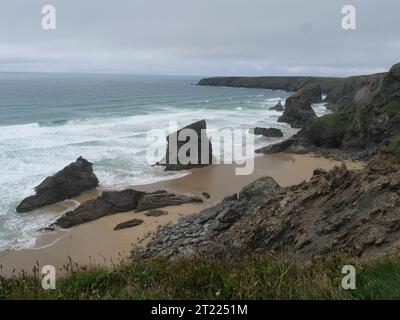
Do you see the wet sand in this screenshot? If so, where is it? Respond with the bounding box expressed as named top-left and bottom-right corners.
top-left (0, 153), bottom-right (363, 277)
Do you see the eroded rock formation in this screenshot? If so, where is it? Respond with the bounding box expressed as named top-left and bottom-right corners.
top-left (141, 152), bottom-right (400, 260)
top-left (17, 157), bottom-right (99, 213)
top-left (278, 91), bottom-right (317, 128)
top-left (270, 100), bottom-right (284, 111)
top-left (164, 120), bottom-right (213, 171)
top-left (55, 189), bottom-right (202, 228)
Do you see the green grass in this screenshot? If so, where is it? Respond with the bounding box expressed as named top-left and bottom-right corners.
top-left (2, 254), bottom-right (400, 300)
top-left (306, 113), bottom-right (349, 148)
top-left (381, 134), bottom-right (400, 157)
top-left (383, 100), bottom-right (400, 118)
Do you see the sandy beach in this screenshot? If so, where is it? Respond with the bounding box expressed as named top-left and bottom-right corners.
top-left (0, 153), bottom-right (363, 277)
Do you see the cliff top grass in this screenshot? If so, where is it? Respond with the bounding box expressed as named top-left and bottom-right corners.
top-left (1, 254), bottom-right (400, 300)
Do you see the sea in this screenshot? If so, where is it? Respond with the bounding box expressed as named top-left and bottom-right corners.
top-left (0, 72), bottom-right (329, 250)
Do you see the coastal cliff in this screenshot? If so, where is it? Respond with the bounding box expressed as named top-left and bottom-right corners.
top-left (198, 76), bottom-right (344, 95)
top-left (256, 63), bottom-right (400, 159)
top-left (142, 63), bottom-right (400, 261)
top-left (198, 73), bottom-right (387, 107)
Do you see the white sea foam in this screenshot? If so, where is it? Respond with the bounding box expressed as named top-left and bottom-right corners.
top-left (312, 102), bottom-right (332, 117)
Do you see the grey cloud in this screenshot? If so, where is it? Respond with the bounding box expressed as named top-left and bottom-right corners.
top-left (0, 0), bottom-right (398, 76)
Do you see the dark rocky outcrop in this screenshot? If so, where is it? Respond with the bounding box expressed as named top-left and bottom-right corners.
top-left (17, 157), bottom-right (99, 213)
top-left (278, 90), bottom-right (317, 128)
top-left (251, 127), bottom-right (283, 138)
top-left (55, 189), bottom-right (144, 228)
top-left (202, 192), bottom-right (211, 199)
top-left (135, 191), bottom-right (203, 212)
top-left (270, 100), bottom-right (284, 111)
top-left (145, 210), bottom-right (168, 217)
top-left (114, 219), bottom-right (144, 231)
top-left (141, 153), bottom-right (400, 260)
top-left (55, 189), bottom-right (202, 228)
top-left (164, 120), bottom-right (213, 171)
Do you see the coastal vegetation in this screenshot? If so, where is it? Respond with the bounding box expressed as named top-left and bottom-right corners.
top-left (381, 134), bottom-right (400, 157)
top-left (305, 113), bottom-right (349, 148)
top-left (2, 254), bottom-right (400, 300)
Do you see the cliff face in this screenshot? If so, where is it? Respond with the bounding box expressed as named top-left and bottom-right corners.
top-left (198, 73), bottom-right (387, 107)
top-left (256, 64), bottom-right (398, 158)
top-left (324, 73), bottom-right (386, 107)
top-left (198, 76), bottom-right (344, 94)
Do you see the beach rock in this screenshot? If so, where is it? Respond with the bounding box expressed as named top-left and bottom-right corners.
top-left (16, 157), bottom-right (99, 213)
top-left (164, 120), bottom-right (213, 171)
top-left (202, 192), bottom-right (211, 199)
top-left (278, 91), bottom-right (317, 128)
top-left (55, 189), bottom-right (202, 228)
top-left (136, 191), bottom-right (203, 212)
top-left (270, 100), bottom-right (284, 111)
top-left (55, 189), bottom-right (144, 228)
top-left (114, 219), bottom-right (144, 231)
top-left (37, 227), bottom-right (55, 232)
top-left (140, 153), bottom-right (400, 260)
top-left (144, 209), bottom-right (168, 217)
top-left (251, 127), bottom-right (283, 138)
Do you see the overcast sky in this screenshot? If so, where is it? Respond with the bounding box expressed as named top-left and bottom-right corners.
top-left (0, 0), bottom-right (398, 76)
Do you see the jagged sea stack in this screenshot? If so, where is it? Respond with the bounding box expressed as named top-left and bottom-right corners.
top-left (278, 90), bottom-right (317, 128)
top-left (165, 120), bottom-right (213, 171)
top-left (16, 157), bottom-right (99, 213)
top-left (270, 100), bottom-right (284, 111)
